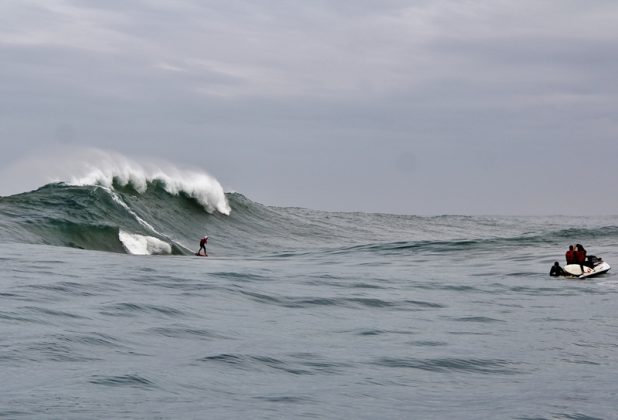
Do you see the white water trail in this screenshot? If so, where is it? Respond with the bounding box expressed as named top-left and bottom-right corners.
top-left (105, 188), bottom-right (160, 233)
top-left (118, 230), bottom-right (172, 255)
top-left (107, 188), bottom-right (192, 254)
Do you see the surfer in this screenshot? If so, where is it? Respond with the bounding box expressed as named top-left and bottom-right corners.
top-left (574, 244), bottom-right (586, 271)
top-left (196, 236), bottom-right (208, 256)
top-left (565, 245), bottom-right (576, 265)
top-left (549, 261), bottom-right (565, 277)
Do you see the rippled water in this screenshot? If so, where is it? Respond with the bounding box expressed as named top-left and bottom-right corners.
top-left (1, 239), bottom-right (617, 419)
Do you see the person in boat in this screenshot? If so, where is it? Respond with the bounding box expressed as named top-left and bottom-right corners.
top-left (565, 245), bottom-right (576, 265)
top-left (574, 244), bottom-right (587, 272)
top-left (550, 261), bottom-right (565, 277)
top-left (197, 235), bottom-right (208, 256)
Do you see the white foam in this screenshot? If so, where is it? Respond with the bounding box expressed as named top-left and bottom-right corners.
top-left (118, 230), bottom-right (172, 255)
top-left (59, 149), bottom-right (231, 215)
top-left (106, 188), bottom-right (160, 233)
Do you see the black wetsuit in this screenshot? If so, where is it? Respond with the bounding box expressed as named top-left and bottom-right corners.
top-left (549, 265), bottom-right (565, 277)
top-left (197, 237), bottom-right (207, 255)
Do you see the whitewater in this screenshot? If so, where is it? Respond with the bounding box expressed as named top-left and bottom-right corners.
top-left (1, 161), bottom-right (617, 419)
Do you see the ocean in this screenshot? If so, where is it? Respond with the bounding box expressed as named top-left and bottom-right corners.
top-left (1, 174), bottom-right (617, 419)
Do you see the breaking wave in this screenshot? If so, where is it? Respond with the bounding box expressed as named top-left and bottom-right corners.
top-left (63, 150), bottom-right (231, 215)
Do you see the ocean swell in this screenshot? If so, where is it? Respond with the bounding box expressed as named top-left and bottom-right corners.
top-left (2, 178), bottom-right (618, 258)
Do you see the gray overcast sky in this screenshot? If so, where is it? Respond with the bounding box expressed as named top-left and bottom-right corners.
top-left (1, 0), bottom-right (617, 215)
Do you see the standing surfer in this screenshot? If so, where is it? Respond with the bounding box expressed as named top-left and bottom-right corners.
top-left (197, 236), bottom-right (208, 256)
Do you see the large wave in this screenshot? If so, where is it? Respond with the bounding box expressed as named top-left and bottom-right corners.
top-left (2, 152), bottom-right (618, 256)
top-left (0, 150), bottom-right (235, 255)
top-left (2, 179), bottom-right (618, 257)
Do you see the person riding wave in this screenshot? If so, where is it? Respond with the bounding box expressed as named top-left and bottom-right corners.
top-left (197, 236), bottom-right (208, 256)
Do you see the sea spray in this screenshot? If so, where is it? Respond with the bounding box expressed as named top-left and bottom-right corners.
top-left (65, 150), bottom-right (231, 215)
top-left (0, 149), bottom-right (230, 215)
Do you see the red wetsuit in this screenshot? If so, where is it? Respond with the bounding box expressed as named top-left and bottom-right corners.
top-left (565, 250), bottom-right (575, 265)
top-left (574, 250), bottom-right (586, 265)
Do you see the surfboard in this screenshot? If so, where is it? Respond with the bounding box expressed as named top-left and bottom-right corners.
top-left (563, 264), bottom-right (591, 276)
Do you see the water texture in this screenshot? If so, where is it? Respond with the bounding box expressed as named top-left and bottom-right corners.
top-left (1, 182), bottom-right (617, 419)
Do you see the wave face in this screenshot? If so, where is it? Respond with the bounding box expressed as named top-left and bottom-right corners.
top-left (2, 177), bottom-right (618, 256)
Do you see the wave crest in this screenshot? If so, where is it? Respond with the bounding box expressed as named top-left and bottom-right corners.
top-left (64, 151), bottom-right (231, 215)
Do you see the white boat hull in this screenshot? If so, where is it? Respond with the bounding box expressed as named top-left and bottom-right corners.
top-left (564, 262), bottom-right (611, 279)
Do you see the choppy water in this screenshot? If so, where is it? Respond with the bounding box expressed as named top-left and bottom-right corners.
top-left (2, 241), bottom-right (618, 418)
top-left (1, 177), bottom-right (618, 418)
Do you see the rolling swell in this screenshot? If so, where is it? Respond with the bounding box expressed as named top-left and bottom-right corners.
top-left (1, 182), bottom-right (618, 257)
top-left (312, 225), bottom-right (618, 257)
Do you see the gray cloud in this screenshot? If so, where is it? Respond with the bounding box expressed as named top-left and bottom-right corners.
top-left (1, 0), bottom-right (617, 214)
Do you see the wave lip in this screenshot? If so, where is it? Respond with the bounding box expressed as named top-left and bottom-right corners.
top-left (63, 150), bottom-right (231, 215)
